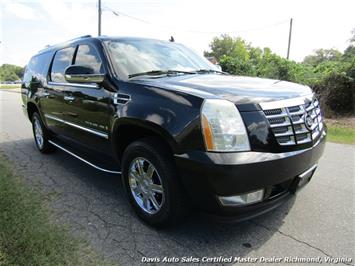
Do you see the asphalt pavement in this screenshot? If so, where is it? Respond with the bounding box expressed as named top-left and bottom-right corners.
top-left (0, 90), bottom-right (354, 265)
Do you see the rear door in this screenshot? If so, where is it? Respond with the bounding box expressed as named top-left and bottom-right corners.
top-left (43, 46), bottom-right (76, 134)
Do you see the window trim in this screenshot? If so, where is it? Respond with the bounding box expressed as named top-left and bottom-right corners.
top-left (47, 81), bottom-right (99, 89)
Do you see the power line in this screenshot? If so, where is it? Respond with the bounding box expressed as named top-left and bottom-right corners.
top-left (104, 6), bottom-right (151, 24)
top-left (103, 5), bottom-right (288, 35)
top-left (185, 20), bottom-right (289, 34)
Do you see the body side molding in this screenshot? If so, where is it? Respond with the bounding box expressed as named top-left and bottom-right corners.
top-left (45, 114), bottom-right (109, 139)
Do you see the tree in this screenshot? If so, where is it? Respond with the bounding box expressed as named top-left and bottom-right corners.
top-left (343, 28), bottom-right (355, 63)
top-left (204, 34), bottom-right (236, 60)
top-left (303, 48), bottom-right (342, 66)
top-left (205, 32), bottom-right (354, 116)
top-left (349, 28), bottom-right (355, 43)
top-left (0, 64), bottom-right (25, 81)
top-left (204, 35), bottom-right (251, 60)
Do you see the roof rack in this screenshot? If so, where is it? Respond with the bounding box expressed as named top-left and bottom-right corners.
top-left (38, 35), bottom-right (92, 53)
top-left (68, 35), bottom-right (92, 42)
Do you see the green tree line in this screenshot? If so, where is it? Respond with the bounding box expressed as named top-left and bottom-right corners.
top-left (0, 64), bottom-right (24, 82)
top-left (205, 30), bottom-right (355, 117)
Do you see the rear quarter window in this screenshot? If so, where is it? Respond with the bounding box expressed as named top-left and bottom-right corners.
top-left (23, 52), bottom-right (52, 84)
top-left (50, 47), bottom-right (76, 83)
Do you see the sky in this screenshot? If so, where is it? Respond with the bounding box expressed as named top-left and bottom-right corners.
top-left (0, 0), bottom-right (354, 66)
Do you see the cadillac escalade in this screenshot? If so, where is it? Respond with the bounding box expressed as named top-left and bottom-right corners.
top-left (21, 35), bottom-right (326, 227)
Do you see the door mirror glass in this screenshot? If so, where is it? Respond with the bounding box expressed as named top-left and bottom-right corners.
top-left (64, 65), bottom-right (105, 84)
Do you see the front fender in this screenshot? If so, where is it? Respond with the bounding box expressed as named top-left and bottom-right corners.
top-left (110, 81), bottom-right (206, 156)
top-left (111, 117), bottom-right (179, 153)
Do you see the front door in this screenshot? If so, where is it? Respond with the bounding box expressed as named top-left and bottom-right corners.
top-left (60, 44), bottom-right (113, 155)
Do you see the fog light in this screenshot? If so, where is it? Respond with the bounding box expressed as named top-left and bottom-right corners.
top-left (218, 189), bottom-right (264, 206)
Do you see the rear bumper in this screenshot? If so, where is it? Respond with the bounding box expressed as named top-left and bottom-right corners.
top-left (174, 131), bottom-right (326, 220)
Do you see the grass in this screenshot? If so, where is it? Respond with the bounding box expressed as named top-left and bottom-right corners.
top-left (0, 153), bottom-right (111, 266)
top-left (0, 84), bottom-right (21, 89)
top-left (326, 125), bottom-right (355, 145)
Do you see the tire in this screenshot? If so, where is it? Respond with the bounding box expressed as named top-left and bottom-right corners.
top-left (122, 137), bottom-right (187, 228)
top-left (31, 112), bottom-right (55, 153)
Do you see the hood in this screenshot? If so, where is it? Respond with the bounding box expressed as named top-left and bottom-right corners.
top-left (137, 74), bottom-right (313, 106)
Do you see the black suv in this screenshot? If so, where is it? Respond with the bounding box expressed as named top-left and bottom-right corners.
top-left (22, 35), bottom-right (326, 227)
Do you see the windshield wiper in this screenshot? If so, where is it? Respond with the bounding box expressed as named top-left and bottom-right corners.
top-left (128, 70), bottom-right (196, 79)
top-left (195, 69), bottom-right (228, 75)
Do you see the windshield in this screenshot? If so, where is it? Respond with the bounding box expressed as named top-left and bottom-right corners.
top-left (104, 39), bottom-right (219, 79)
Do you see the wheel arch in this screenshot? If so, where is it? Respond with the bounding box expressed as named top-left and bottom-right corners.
top-left (27, 101), bottom-right (40, 121)
top-left (111, 118), bottom-right (179, 162)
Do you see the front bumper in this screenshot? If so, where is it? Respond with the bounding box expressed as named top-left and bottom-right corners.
top-left (174, 131), bottom-right (326, 221)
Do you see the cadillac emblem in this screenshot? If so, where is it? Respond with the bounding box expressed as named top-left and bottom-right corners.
top-left (304, 114), bottom-right (314, 131)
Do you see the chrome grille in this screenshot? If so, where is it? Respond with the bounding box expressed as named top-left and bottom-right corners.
top-left (261, 96), bottom-right (323, 146)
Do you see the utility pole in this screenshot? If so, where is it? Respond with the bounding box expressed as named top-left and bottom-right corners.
top-left (286, 18), bottom-right (293, 59)
top-left (98, 0), bottom-right (102, 36)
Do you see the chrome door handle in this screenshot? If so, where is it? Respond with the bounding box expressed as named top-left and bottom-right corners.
top-left (64, 95), bottom-right (75, 102)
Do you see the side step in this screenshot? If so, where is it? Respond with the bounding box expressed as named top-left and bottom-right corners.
top-left (48, 139), bottom-right (121, 174)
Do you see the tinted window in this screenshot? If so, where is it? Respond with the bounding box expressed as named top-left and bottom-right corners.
top-left (75, 44), bottom-right (102, 73)
top-left (23, 52), bottom-right (52, 83)
top-left (51, 47), bottom-right (75, 82)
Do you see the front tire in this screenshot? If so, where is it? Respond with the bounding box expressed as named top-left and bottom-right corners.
top-left (32, 112), bottom-right (55, 153)
top-left (122, 137), bottom-right (187, 228)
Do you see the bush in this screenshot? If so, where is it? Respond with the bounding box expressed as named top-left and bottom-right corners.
top-left (313, 72), bottom-right (354, 116)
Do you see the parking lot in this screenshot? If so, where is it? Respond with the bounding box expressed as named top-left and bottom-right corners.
top-left (0, 90), bottom-right (354, 265)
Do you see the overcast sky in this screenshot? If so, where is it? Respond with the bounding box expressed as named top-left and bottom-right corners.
top-left (0, 0), bottom-right (354, 66)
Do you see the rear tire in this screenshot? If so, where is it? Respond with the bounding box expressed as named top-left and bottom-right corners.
top-left (31, 112), bottom-right (55, 154)
top-left (122, 137), bottom-right (187, 228)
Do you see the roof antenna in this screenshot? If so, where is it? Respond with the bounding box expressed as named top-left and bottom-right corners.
top-left (169, 36), bottom-right (175, 42)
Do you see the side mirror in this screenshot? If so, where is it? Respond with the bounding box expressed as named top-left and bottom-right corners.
top-left (64, 65), bottom-right (105, 84)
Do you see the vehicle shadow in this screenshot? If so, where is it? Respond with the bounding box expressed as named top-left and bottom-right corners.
top-left (0, 138), bottom-right (296, 265)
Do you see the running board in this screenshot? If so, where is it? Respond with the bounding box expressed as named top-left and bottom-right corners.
top-left (48, 140), bottom-right (121, 174)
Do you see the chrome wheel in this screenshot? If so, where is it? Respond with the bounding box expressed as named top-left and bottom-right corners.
top-left (128, 157), bottom-right (165, 214)
top-left (34, 117), bottom-right (44, 149)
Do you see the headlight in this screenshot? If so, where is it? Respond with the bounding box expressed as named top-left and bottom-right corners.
top-left (201, 99), bottom-right (250, 152)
